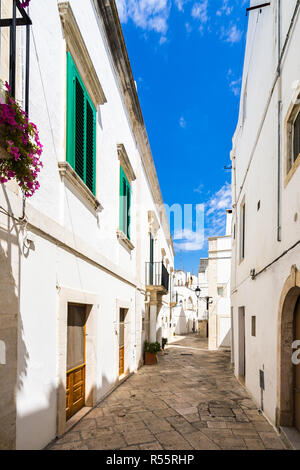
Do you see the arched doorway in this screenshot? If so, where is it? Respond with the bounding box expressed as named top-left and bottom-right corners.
top-left (294, 297), bottom-right (300, 431)
top-left (277, 265), bottom-right (300, 429)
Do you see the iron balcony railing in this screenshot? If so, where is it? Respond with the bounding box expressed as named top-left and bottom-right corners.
top-left (145, 261), bottom-right (169, 292)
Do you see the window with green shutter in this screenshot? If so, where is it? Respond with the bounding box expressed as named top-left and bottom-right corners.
top-left (119, 166), bottom-right (131, 240)
top-left (67, 52), bottom-right (96, 195)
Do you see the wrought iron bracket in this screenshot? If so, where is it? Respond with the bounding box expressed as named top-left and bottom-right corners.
top-left (0, 0), bottom-right (32, 114)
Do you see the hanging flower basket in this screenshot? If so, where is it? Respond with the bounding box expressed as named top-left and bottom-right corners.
top-left (0, 80), bottom-right (43, 197)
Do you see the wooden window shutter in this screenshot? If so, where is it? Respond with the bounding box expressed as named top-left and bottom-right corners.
top-left (66, 52), bottom-right (96, 195)
top-left (127, 182), bottom-right (131, 240)
top-left (75, 76), bottom-right (85, 182)
top-left (119, 166), bottom-right (125, 233)
top-left (294, 111), bottom-right (300, 164)
top-left (119, 166), bottom-right (131, 239)
top-left (86, 100), bottom-right (96, 194)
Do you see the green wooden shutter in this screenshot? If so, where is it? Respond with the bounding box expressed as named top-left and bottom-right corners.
top-left (127, 182), bottom-right (131, 240)
top-left (75, 76), bottom-right (85, 181)
top-left (119, 166), bottom-right (131, 239)
top-left (66, 52), bottom-right (96, 195)
top-left (85, 99), bottom-right (96, 193)
top-left (66, 52), bottom-right (76, 169)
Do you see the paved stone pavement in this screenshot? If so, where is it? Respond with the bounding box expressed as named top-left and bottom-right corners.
top-left (49, 335), bottom-right (286, 450)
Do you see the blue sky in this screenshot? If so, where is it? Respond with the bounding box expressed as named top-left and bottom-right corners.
top-left (116, 0), bottom-right (249, 274)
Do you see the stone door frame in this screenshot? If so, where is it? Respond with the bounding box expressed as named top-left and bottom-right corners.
top-left (277, 265), bottom-right (300, 427)
top-left (57, 287), bottom-right (99, 436)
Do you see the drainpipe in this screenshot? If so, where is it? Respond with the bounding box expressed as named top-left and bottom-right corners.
top-left (277, 0), bottom-right (282, 242)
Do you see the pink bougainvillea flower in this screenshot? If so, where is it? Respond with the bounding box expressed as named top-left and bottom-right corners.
top-left (0, 79), bottom-right (43, 196)
top-left (19, 0), bottom-right (31, 8)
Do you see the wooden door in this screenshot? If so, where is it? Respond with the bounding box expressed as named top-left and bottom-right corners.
top-left (119, 308), bottom-right (125, 376)
top-left (295, 298), bottom-right (300, 432)
top-left (66, 304), bottom-right (86, 421)
top-left (238, 307), bottom-right (246, 379)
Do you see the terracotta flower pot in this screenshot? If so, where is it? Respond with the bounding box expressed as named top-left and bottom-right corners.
top-left (144, 352), bottom-right (158, 365)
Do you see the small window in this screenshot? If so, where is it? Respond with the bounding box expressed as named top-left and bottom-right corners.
top-left (257, 200), bottom-right (261, 211)
top-left (286, 94), bottom-right (300, 176)
top-left (293, 111), bottom-right (300, 165)
top-left (240, 202), bottom-right (246, 261)
top-left (217, 287), bottom-right (224, 297)
top-left (119, 167), bottom-right (131, 240)
top-left (233, 224), bottom-right (236, 240)
top-left (251, 316), bottom-right (256, 337)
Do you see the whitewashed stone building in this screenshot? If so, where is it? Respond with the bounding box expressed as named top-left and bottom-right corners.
top-left (171, 271), bottom-right (201, 336)
top-left (197, 210), bottom-right (232, 348)
top-left (0, 0), bottom-right (174, 450)
top-left (207, 210), bottom-right (232, 350)
top-left (231, 0), bottom-right (300, 437)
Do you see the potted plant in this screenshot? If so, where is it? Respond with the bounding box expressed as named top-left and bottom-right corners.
top-left (0, 80), bottom-right (43, 197)
top-left (144, 340), bottom-right (161, 365)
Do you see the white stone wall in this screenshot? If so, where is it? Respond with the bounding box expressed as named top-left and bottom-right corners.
top-left (0, 0), bottom-right (173, 449)
top-left (208, 234), bottom-right (232, 350)
top-left (172, 271), bottom-right (200, 335)
top-left (231, 1), bottom-right (300, 426)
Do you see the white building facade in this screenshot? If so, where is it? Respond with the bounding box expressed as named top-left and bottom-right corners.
top-left (207, 210), bottom-right (232, 351)
top-left (171, 271), bottom-right (201, 336)
top-left (0, 0), bottom-right (174, 450)
top-left (231, 0), bottom-right (300, 434)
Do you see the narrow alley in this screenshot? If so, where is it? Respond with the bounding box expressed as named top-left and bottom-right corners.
top-left (48, 335), bottom-right (286, 451)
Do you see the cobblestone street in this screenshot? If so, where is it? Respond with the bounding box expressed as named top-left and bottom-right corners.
top-left (49, 335), bottom-right (286, 450)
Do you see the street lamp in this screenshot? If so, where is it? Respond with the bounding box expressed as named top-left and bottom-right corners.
top-left (195, 286), bottom-right (201, 299)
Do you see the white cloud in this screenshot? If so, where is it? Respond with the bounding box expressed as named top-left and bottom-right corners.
top-left (159, 35), bottom-right (167, 44)
top-left (229, 77), bottom-right (242, 96)
top-left (173, 228), bottom-right (205, 252)
top-left (191, 0), bottom-right (209, 24)
top-left (227, 68), bottom-right (241, 96)
top-left (115, 0), bottom-right (171, 36)
top-left (206, 182), bottom-right (232, 216)
top-left (174, 0), bottom-right (186, 12)
top-left (216, 0), bottom-right (233, 17)
top-left (221, 24), bottom-right (243, 43)
top-left (194, 183), bottom-right (204, 194)
top-left (179, 116), bottom-right (186, 128)
top-left (116, 0), bottom-right (128, 22)
top-left (185, 21), bottom-right (192, 33)
top-left (203, 182), bottom-right (232, 238)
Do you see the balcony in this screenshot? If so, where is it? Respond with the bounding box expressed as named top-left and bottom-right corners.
top-left (145, 262), bottom-right (169, 294)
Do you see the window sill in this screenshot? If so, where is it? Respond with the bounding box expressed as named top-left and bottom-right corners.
top-left (116, 229), bottom-right (135, 252)
top-left (285, 153), bottom-right (300, 188)
top-left (58, 161), bottom-right (103, 214)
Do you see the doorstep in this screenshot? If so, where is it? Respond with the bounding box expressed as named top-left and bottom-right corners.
top-left (280, 426), bottom-right (300, 450)
top-left (65, 407), bottom-right (92, 433)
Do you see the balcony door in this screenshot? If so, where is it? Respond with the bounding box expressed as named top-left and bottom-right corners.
top-left (119, 308), bottom-right (127, 377)
top-left (66, 304), bottom-right (86, 420)
top-left (150, 233), bottom-right (154, 285)
top-left (238, 307), bottom-right (246, 381)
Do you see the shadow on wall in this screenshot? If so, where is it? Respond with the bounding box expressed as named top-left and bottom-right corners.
top-left (0, 187), bottom-right (29, 449)
top-left (174, 306), bottom-right (188, 335)
top-left (219, 329), bottom-right (231, 349)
